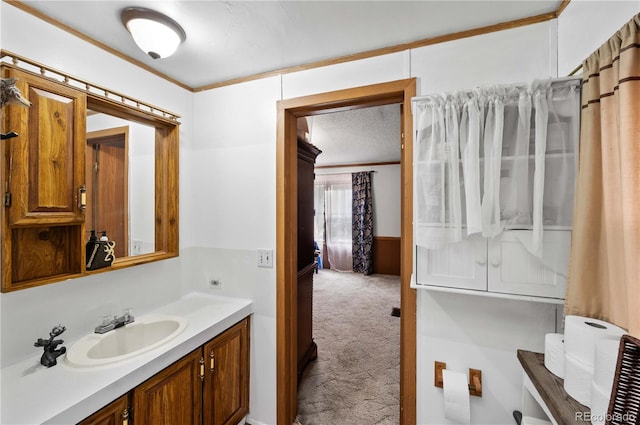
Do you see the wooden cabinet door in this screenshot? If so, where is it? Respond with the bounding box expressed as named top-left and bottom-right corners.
top-left (77, 394), bottom-right (129, 425)
top-left (132, 349), bottom-right (203, 425)
top-left (203, 318), bottom-right (250, 425)
top-left (3, 68), bottom-right (86, 226)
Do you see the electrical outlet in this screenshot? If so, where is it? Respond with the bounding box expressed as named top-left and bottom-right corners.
top-left (132, 240), bottom-right (143, 255)
top-left (257, 249), bottom-right (273, 268)
top-left (208, 279), bottom-right (222, 289)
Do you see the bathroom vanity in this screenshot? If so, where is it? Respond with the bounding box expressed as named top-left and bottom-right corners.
top-left (0, 292), bottom-right (252, 425)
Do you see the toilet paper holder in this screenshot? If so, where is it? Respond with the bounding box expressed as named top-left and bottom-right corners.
top-left (435, 361), bottom-right (483, 397)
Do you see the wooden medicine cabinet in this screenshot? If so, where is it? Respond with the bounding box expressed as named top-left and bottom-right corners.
top-left (1, 51), bottom-right (179, 292)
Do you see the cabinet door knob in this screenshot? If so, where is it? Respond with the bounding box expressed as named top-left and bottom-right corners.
top-left (491, 258), bottom-right (501, 267)
top-left (476, 257), bottom-right (487, 266)
top-left (209, 351), bottom-right (215, 372)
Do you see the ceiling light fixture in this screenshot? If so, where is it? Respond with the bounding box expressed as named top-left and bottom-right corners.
top-left (121, 7), bottom-right (186, 60)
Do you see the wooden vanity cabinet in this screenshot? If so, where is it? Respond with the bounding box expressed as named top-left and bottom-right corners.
top-left (77, 394), bottom-right (130, 425)
top-left (78, 318), bottom-right (250, 425)
top-left (203, 318), bottom-right (250, 425)
top-left (133, 349), bottom-right (203, 425)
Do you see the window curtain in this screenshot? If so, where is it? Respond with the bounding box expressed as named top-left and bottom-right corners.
top-left (315, 174), bottom-right (353, 272)
top-left (414, 80), bottom-right (580, 265)
top-left (564, 14), bottom-right (640, 336)
top-left (352, 172), bottom-right (373, 275)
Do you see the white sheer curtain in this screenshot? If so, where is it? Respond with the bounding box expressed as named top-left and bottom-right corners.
top-left (415, 79), bottom-right (580, 260)
top-left (315, 174), bottom-right (353, 272)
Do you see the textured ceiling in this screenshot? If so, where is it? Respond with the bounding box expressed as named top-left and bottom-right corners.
top-left (310, 104), bottom-right (401, 166)
top-left (14, 1), bottom-right (563, 89)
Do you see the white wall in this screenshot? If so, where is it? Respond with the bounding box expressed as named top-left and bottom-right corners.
top-left (187, 76), bottom-right (282, 423)
top-left (557, 0), bottom-right (640, 76)
top-left (411, 21), bottom-right (562, 425)
top-left (194, 19), bottom-right (559, 425)
top-left (0, 3), bottom-right (193, 366)
top-left (316, 164), bottom-right (401, 237)
top-left (2, 3), bottom-right (637, 425)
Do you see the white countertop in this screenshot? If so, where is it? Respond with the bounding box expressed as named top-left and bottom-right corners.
top-left (1, 292), bottom-right (253, 425)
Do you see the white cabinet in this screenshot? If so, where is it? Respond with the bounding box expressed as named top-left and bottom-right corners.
top-left (412, 79), bottom-right (580, 303)
top-left (415, 230), bottom-right (570, 301)
top-left (416, 234), bottom-right (486, 291)
top-left (487, 230), bottom-right (570, 299)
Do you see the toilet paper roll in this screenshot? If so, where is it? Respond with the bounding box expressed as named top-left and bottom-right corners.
top-left (443, 369), bottom-right (470, 424)
top-left (593, 338), bottom-right (621, 392)
top-left (590, 381), bottom-right (611, 425)
top-left (564, 353), bottom-right (594, 407)
top-left (564, 316), bottom-right (625, 367)
top-left (522, 416), bottom-right (552, 425)
top-left (544, 333), bottom-right (565, 378)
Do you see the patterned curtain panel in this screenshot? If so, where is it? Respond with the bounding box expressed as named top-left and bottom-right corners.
top-left (352, 172), bottom-right (373, 275)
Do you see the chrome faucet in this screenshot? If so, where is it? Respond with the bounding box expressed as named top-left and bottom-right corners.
top-left (95, 309), bottom-right (134, 334)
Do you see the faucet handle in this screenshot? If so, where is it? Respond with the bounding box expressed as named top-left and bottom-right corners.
top-left (123, 308), bottom-right (134, 323)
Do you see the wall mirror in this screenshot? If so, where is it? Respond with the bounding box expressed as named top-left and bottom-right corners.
top-left (86, 109), bottom-right (156, 259)
top-left (0, 50), bottom-right (179, 291)
top-left (85, 95), bottom-right (180, 269)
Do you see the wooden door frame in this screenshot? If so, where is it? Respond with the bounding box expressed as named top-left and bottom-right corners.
top-left (276, 77), bottom-right (417, 425)
top-left (86, 126), bottom-right (130, 257)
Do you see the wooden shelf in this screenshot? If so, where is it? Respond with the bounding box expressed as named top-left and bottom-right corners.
top-left (517, 350), bottom-right (589, 425)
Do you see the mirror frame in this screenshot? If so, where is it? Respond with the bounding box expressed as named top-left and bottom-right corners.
top-left (0, 50), bottom-right (179, 289)
top-left (86, 96), bottom-right (179, 271)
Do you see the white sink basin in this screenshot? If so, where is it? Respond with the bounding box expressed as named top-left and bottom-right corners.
top-left (65, 315), bottom-right (187, 368)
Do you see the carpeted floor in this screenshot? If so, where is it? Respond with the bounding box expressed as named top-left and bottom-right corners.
top-left (296, 269), bottom-right (401, 425)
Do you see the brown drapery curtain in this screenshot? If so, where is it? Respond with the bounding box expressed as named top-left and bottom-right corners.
top-left (564, 13), bottom-right (640, 336)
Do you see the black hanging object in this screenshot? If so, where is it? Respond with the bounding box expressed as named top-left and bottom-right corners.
top-left (1, 132), bottom-right (18, 140)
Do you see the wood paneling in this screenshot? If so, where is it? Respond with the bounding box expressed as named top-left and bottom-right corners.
top-left (373, 236), bottom-right (401, 276)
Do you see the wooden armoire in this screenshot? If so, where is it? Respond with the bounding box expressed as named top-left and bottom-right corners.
top-left (296, 127), bottom-right (321, 381)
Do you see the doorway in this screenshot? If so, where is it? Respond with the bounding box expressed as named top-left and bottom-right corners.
top-left (276, 78), bottom-right (417, 425)
top-left (86, 126), bottom-right (129, 258)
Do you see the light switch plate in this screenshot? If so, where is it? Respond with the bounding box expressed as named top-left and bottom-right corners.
top-left (257, 249), bottom-right (273, 268)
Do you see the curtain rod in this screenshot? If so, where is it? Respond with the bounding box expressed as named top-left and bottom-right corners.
top-left (411, 76), bottom-right (582, 103)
